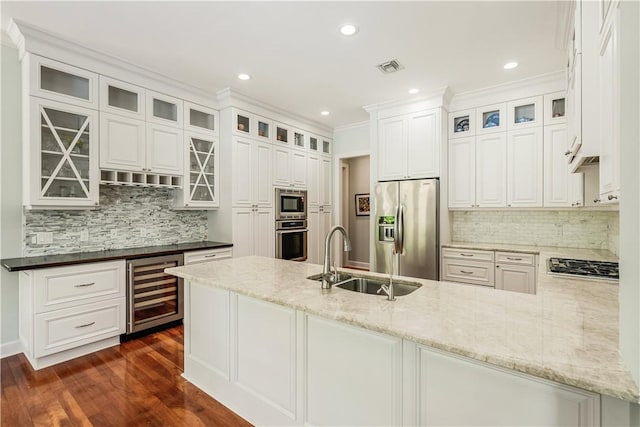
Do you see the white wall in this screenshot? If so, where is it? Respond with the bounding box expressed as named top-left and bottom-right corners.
top-left (345, 156), bottom-right (370, 266)
top-left (619, 0), bottom-right (640, 386)
top-left (1, 43), bottom-right (23, 349)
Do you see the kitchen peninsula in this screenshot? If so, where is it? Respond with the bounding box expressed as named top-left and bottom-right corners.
top-left (166, 253), bottom-right (638, 427)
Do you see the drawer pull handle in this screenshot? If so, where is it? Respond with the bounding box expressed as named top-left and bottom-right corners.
top-left (204, 254), bottom-right (217, 258)
top-left (75, 282), bottom-right (95, 288)
top-left (460, 270), bottom-right (474, 275)
top-left (75, 321), bottom-right (95, 329)
top-left (507, 257), bottom-right (522, 261)
top-left (460, 254), bottom-right (474, 257)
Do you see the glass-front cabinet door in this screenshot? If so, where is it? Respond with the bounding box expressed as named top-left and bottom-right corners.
top-left (507, 96), bottom-right (543, 130)
top-left (255, 114), bottom-right (272, 142)
top-left (29, 98), bottom-right (99, 207)
top-left (184, 102), bottom-right (218, 135)
top-left (476, 103), bottom-right (506, 134)
top-left (29, 54), bottom-right (99, 109)
top-left (448, 109), bottom-right (476, 139)
top-left (99, 76), bottom-right (145, 120)
top-left (146, 90), bottom-right (183, 128)
top-left (180, 131), bottom-right (219, 208)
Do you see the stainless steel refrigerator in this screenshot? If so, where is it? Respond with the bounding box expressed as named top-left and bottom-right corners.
top-left (374, 178), bottom-right (439, 280)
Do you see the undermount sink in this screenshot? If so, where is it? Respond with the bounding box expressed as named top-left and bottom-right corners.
top-left (307, 273), bottom-right (421, 297)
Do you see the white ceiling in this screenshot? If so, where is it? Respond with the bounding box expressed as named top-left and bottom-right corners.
top-left (1, 1), bottom-right (566, 128)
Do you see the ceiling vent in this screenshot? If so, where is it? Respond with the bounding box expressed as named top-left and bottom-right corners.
top-left (376, 59), bottom-right (404, 75)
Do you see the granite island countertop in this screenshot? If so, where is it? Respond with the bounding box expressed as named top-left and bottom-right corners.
top-left (165, 248), bottom-right (638, 403)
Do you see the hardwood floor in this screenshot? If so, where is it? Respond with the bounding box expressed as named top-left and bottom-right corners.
top-left (1, 326), bottom-right (252, 427)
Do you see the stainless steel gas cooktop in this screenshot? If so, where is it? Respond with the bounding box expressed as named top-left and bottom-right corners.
top-left (547, 258), bottom-right (619, 280)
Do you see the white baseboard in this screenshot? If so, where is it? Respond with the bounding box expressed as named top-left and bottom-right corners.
top-left (1, 340), bottom-right (23, 358)
top-left (346, 260), bottom-right (370, 270)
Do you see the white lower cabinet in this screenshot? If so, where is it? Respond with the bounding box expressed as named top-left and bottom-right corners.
top-left (19, 260), bottom-right (126, 370)
top-left (305, 315), bottom-right (403, 426)
top-left (495, 263), bottom-right (536, 294)
top-left (409, 345), bottom-right (599, 426)
top-left (183, 284), bottom-right (599, 427)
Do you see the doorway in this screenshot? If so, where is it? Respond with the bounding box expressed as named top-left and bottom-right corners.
top-left (340, 155), bottom-right (370, 270)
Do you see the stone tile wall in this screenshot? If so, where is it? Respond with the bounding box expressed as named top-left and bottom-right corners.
top-left (24, 186), bottom-right (208, 256)
top-left (451, 210), bottom-right (619, 253)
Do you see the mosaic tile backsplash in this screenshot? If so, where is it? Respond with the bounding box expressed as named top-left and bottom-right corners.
top-left (24, 186), bottom-right (208, 256)
top-left (452, 210), bottom-right (619, 254)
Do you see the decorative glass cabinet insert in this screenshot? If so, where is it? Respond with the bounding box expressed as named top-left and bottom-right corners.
top-left (39, 106), bottom-right (93, 200)
top-left (188, 136), bottom-right (216, 203)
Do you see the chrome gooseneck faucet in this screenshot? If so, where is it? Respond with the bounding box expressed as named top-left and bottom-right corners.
top-left (321, 225), bottom-right (352, 289)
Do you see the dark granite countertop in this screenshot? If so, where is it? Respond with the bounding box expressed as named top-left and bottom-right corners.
top-left (1, 241), bottom-right (233, 272)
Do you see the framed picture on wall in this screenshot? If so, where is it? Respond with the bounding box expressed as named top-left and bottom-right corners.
top-left (355, 193), bottom-right (370, 216)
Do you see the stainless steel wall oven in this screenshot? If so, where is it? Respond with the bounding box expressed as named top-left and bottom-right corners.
top-left (276, 219), bottom-right (308, 261)
top-left (125, 254), bottom-right (184, 334)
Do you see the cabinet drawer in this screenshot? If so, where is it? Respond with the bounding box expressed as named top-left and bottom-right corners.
top-left (442, 259), bottom-right (495, 287)
top-left (442, 248), bottom-right (494, 262)
top-left (184, 248), bottom-right (233, 265)
top-left (34, 260), bottom-right (125, 313)
top-left (34, 298), bottom-right (125, 357)
top-left (495, 252), bottom-right (535, 266)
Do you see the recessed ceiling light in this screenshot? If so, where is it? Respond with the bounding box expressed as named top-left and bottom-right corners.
top-left (237, 73), bottom-right (251, 81)
top-left (339, 24), bottom-right (358, 36)
top-left (503, 62), bottom-right (518, 70)
top-left (408, 88), bottom-right (420, 95)
top-left (320, 111), bottom-right (330, 116)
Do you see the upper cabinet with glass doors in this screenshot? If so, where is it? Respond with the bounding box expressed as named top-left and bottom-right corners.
top-left (99, 76), bottom-right (145, 120)
top-left (507, 96), bottom-right (543, 130)
top-left (175, 131), bottom-right (219, 209)
top-left (28, 54), bottom-right (99, 109)
top-left (27, 97), bottom-right (99, 208)
top-left (184, 102), bottom-right (218, 135)
top-left (146, 90), bottom-right (183, 128)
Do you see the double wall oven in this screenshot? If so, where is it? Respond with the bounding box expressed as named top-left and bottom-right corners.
top-left (275, 188), bottom-right (308, 261)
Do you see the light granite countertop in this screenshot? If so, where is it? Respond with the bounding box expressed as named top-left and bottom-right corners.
top-left (166, 247), bottom-right (638, 403)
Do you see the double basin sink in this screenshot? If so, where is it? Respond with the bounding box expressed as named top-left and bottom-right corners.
top-left (307, 272), bottom-right (421, 297)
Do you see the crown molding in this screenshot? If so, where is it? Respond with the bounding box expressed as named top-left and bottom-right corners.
top-left (333, 120), bottom-right (369, 133)
top-left (217, 87), bottom-right (333, 135)
top-left (449, 70), bottom-right (565, 111)
top-left (7, 19), bottom-right (216, 104)
top-left (363, 86), bottom-right (452, 114)
top-left (555, 0), bottom-right (576, 51)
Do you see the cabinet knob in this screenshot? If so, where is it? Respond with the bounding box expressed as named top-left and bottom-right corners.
top-left (496, 265), bottom-right (500, 269)
top-left (564, 150), bottom-right (572, 156)
top-left (593, 198), bottom-right (601, 203)
top-left (608, 194), bottom-right (619, 201)
top-left (507, 204), bottom-right (512, 207)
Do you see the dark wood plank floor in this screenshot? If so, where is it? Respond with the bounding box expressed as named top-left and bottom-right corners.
top-left (1, 326), bottom-right (252, 427)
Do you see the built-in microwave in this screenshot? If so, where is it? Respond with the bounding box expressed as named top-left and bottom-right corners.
top-left (275, 188), bottom-right (307, 220)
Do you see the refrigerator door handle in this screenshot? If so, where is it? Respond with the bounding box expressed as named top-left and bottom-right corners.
top-left (397, 204), bottom-right (405, 254)
top-left (393, 204), bottom-right (401, 254)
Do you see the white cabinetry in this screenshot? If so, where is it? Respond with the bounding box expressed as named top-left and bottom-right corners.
top-left (507, 127), bottom-right (543, 207)
top-left (99, 112), bottom-right (146, 171)
top-left (495, 251), bottom-right (536, 294)
top-left (183, 247), bottom-right (232, 265)
top-left (307, 206), bottom-right (332, 264)
top-left (273, 146), bottom-right (306, 188)
top-left (175, 131), bottom-right (219, 208)
top-left (544, 124), bottom-right (584, 207)
top-left (378, 109), bottom-right (440, 181)
top-left (183, 283), bottom-right (599, 427)
top-left (99, 76), bottom-right (145, 119)
top-left (441, 248), bottom-right (495, 287)
top-left (476, 132), bottom-right (507, 207)
top-left (28, 54), bottom-right (99, 109)
top-left (441, 247), bottom-right (537, 294)
top-left (411, 346), bottom-right (599, 426)
top-left (27, 97), bottom-right (100, 208)
top-left (232, 137), bottom-right (273, 207)
top-left (145, 90), bottom-right (183, 128)
top-left (19, 261), bottom-right (126, 370)
top-left (598, 8), bottom-right (620, 204)
top-left (232, 207), bottom-right (274, 258)
top-left (145, 123), bottom-right (184, 174)
top-left (305, 315), bottom-right (402, 426)
top-left (507, 96), bottom-right (543, 130)
top-left (448, 137), bottom-right (476, 208)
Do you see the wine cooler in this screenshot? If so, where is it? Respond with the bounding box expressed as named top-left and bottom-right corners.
top-left (125, 254), bottom-right (184, 334)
